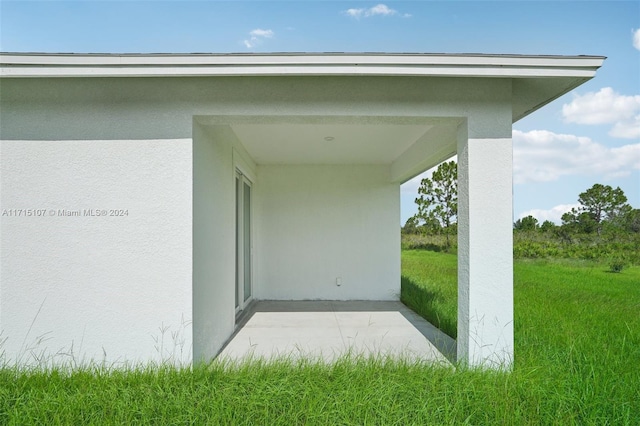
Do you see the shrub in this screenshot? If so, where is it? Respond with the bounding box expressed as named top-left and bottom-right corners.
top-left (609, 259), bottom-right (625, 273)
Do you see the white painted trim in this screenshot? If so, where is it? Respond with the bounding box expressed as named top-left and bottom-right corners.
top-left (0, 53), bottom-right (604, 78)
top-left (0, 66), bottom-right (600, 79)
top-left (235, 171), bottom-right (254, 312)
top-left (232, 145), bottom-right (256, 315)
top-left (232, 148), bottom-right (257, 183)
top-left (0, 53), bottom-right (605, 66)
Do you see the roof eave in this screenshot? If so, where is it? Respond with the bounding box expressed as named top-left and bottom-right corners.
top-left (0, 52), bottom-right (605, 79)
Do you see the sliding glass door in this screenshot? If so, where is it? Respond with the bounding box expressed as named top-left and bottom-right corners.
top-left (235, 170), bottom-right (252, 313)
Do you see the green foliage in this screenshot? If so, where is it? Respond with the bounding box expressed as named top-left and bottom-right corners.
top-left (562, 184), bottom-right (632, 235)
top-left (579, 183), bottom-right (629, 223)
top-left (401, 215), bottom-right (420, 234)
top-left (621, 208), bottom-right (640, 233)
top-left (514, 215), bottom-right (539, 232)
top-left (609, 259), bottom-right (626, 273)
top-left (539, 220), bottom-right (556, 233)
top-left (411, 181), bottom-right (637, 261)
top-left (512, 231), bottom-right (640, 264)
top-left (509, 184), bottom-right (639, 262)
top-left (561, 208), bottom-right (598, 234)
top-left (402, 232), bottom-right (640, 265)
top-left (401, 250), bottom-right (458, 338)
top-left (401, 233), bottom-right (457, 253)
top-left (2, 253), bottom-right (640, 424)
top-left (400, 250), bottom-right (640, 424)
top-left (414, 161), bottom-right (457, 245)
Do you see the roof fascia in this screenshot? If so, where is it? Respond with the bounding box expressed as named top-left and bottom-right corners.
top-left (0, 53), bottom-right (605, 79)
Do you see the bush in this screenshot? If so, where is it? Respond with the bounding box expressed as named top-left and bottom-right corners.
top-left (401, 233), bottom-right (457, 253)
top-left (609, 259), bottom-right (625, 273)
top-left (402, 228), bottom-right (640, 265)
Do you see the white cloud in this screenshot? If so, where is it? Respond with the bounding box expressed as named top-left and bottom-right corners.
top-left (369, 4), bottom-right (396, 16)
top-left (633, 28), bottom-right (640, 50)
top-left (345, 8), bottom-right (363, 18)
top-left (562, 87), bottom-right (640, 139)
top-left (243, 28), bottom-right (274, 49)
top-left (518, 204), bottom-right (580, 225)
top-left (249, 29), bottom-right (274, 38)
top-left (611, 115), bottom-right (640, 139)
top-left (344, 4), bottom-right (409, 19)
top-left (512, 129), bottom-right (640, 184)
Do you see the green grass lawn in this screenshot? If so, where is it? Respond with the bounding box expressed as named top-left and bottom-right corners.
top-left (401, 250), bottom-right (640, 424)
top-left (2, 252), bottom-right (639, 424)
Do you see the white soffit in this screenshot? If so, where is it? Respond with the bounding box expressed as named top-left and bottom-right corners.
top-left (0, 53), bottom-right (605, 79)
top-left (230, 123), bottom-right (433, 165)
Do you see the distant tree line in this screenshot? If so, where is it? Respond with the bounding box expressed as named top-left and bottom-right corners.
top-left (402, 162), bottom-right (639, 265)
top-left (514, 183), bottom-right (639, 237)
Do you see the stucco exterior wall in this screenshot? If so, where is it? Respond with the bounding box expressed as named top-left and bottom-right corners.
top-left (1, 73), bottom-right (515, 366)
top-left (255, 165), bottom-right (400, 301)
top-left (0, 76), bottom-right (512, 142)
top-left (457, 135), bottom-right (514, 366)
top-left (192, 124), bottom-right (234, 362)
top-left (0, 139), bottom-right (192, 366)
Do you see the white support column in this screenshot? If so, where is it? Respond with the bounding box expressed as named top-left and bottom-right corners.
top-left (457, 128), bottom-right (514, 368)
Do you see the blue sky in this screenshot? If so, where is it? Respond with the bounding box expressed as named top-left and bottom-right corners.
top-left (2, 0), bottom-right (639, 224)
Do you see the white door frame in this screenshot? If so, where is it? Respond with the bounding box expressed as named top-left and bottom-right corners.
top-left (235, 169), bottom-right (253, 314)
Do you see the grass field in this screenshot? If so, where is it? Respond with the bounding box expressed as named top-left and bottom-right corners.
top-left (401, 250), bottom-right (640, 423)
top-left (2, 251), bottom-right (639, 424)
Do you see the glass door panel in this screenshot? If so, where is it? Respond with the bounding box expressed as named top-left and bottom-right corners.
top-left (235, 175), bottom-right (240, 312)
top-left (235, 170), bottom-right (253, 315)
top-left (243, 182), bottom-right (252, 302)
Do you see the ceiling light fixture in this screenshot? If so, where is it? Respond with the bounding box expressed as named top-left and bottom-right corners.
top-left (324, 136), bottom-right (335, 141)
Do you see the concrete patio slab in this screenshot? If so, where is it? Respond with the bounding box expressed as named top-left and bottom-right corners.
top-left (218, 301), bottom-right (456, 364)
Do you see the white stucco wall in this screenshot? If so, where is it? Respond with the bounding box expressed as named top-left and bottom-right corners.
top-left (1, 73), bottom-right (517, 366)
top-left (0, 139), bottom-right (192, 366)
top-left (457, 134), bottom-right (514, 367)
top-left (0, 76), bottom-right (512, 142)
top-left (256, 165), bottom-right (400, 301)
top-left (192, 123), bottom-right (258, 362)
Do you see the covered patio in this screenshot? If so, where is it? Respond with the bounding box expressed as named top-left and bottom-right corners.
top-left (0, 53), bottom-right (604, 368)
top-left (219, 301), bottom-right (455, 364)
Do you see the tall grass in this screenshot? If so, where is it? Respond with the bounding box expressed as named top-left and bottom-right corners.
top-left (2, 252), bottom-right (639, 424)
top-left (514, 258), bottom-right (640, 420)
top-left (401, 250), bottom-right (457, 338)
top-left (0, 357), bottom-right (537, 425)
top-left (401, 250), bottom-right (640, 424)
top-left (6, 353), bottom-right (637, 425)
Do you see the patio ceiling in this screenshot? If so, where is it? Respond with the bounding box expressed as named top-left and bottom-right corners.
top-left (230, 123), bottom-right (433, 165)
top-left (195, 115), bottom-right (463, 182)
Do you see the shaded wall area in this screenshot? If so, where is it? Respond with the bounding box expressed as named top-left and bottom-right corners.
top-left (256, 164), bottom-right (400, 301)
